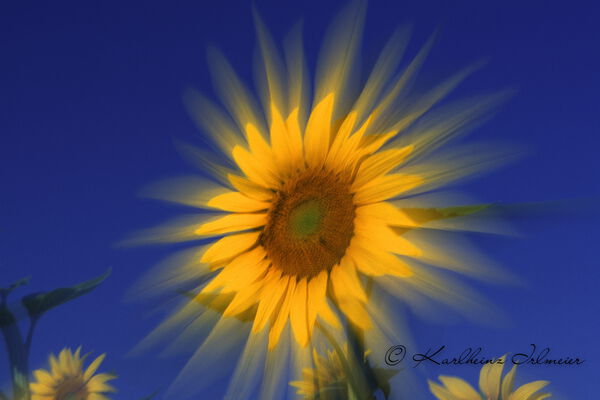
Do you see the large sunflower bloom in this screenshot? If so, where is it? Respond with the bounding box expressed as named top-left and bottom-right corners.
top-left (29, 348), bottom-right (116, 400)
top-left (429, 356), bottom-right (551, 400)
top-left (193, 87), bottom-right (426, 349)
top-left (134, 2), bottom-right (509, 398)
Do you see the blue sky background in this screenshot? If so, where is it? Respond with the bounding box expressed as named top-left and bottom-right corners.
top-left (1, 1), bottom-right (599, 399)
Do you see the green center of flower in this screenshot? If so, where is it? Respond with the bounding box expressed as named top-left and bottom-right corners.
top-left (289, 199), bottom-right (323, 239)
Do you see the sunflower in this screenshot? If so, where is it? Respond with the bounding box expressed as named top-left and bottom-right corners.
top-left (290, 343), bottom-right (396, 400)
top-left (134, 1), bottom-right (508, 397)
top-left (29, 348), bottom-right (116, 400)
top-left (429, 357), bottom-right (551, 400)
top-left (291, 345), bottom-right (364, 400)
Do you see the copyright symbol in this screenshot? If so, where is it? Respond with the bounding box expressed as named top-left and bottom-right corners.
top-left (385, 345), bottom-right (407, 366)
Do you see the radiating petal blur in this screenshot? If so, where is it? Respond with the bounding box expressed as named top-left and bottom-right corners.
top-left (129, 1), bottom-right (514, 398)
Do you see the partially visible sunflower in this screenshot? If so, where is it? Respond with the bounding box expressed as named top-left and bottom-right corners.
top-left (133, 1), bottom-right (511, 398)
top-left (29, 348), bottom-right (116, 400)
top-left (429, 356), bottom-right (551, 400)
top-left (290, 342), bottom-right (396, 400)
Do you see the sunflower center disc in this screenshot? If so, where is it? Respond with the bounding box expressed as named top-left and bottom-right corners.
top-left (260, 169), bottom-right (355, 278)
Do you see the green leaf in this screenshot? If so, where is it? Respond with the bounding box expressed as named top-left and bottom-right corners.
top-left (0, 306), bottom-right (16, 327)
top-left (1, 277), bottom-right (31, 327)
top-left (21, 269), bottom-right (111, 318)
top-left (399, 204), bottom-right (491, 226)
top-left (435, 204), bottom-right (490, 218)
top-left (0, 276), bottom-right (30, 296)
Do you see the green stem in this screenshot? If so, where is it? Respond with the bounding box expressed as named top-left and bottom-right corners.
top-left (346, 325), bottom-right (383, 399)
top-left (0, 295), bottom-right (31, 400)
top-left (24, 317), bottom-right (38, 354)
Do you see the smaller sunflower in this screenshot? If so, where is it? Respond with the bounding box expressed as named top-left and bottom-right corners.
top-left (291, 346), bottom-right (351, 399)
top-left (429, 356), bottom-right (551, 400)
top-left (290, 343), bottom-right (396, 400)
top-left (30, 347), bottom-right (116, 400)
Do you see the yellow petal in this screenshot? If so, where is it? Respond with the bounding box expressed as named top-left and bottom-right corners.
top-left (347, 239), bottom-right (413, 277)
top-left (269, 104), bottom-right (300, 173)
top-left (290, 278), bottom-right (309, 347)
top-left (268, 106), bottom-right (290, 164)
top-left (353, 173), bottom-right (424, 205)
top-left (352, 145), bottom-right (414, 189)
top-left (285, 108), bottom-right (304, 164)
top-left (479, 358), bottom-right (504, 399)
top-left (88, 395), bottom-right (109, 400)
top-left (201, 231), bottom-right (260, 265)
top-left (222, 277), bottom-right (265, 317)
top-left (245, 122), bottom-right (271, 156)
top-left (307, 271), bottom-right (327, 337)
top-left (73, 347), bottom-right (83, 370)
top-left (428, 380), bottom-right (454, 400)
top-left (328, 113), bottom-right (372, 170)
top-left (83, 354), bottom-right (105, 381)
top-left (501, 365), bottom-right (517, 398)
top-left (87, 374), bottom-right (116, 393)
top-left (49, 354), bottom-right (61, 377)
top-left (33, 370), bottom-right (54, 387)
top-left (355, 201), bottom-right (420, 228)
top-left (332, 292), bottom-right (371, 330)
top-left (252, 273), bottom-right (287, 333)
top-left (309, 271), bottom-right (341, 329)
top-left (438, 376), bottom-right (481, 398)
top-left (58, 348), bottom-right (71, 375)
top-left (304, 93), bottom-right (334, 167)
top-left (195, 213), bottom-right (266, 236)
top-left (244, 123), bottom-right (283, 183)
top-left (29, 383), bottom-right (54, 395)
top-left (326, 111), bottom-right (357, 168)
top-left (268, 277), bottom-right (296, 349)
top-left (306, 272), bottom-right (340, 329)
top-left (508, 381), bottom-right (550, 400)
top-left (330, 259), bottom-right (367, 302)
top-left (201, 247), bottom-right (267, 293)
top-left (357, 129), bottom-right (397, 156)
top-left (478, 363), bottom-right (493, 398)
top-left (354, 219), bottom-right (421, 257)
top-left (227, 174), bottom-right (273, 202)
top-left (317, 297), bottom-right (341, 328)
top-left (529, 394), bottom-right (551, 400)
top-left (207, 191), bottom-right (270, 212)
top-left (232, 145), bottom-right (279, 189)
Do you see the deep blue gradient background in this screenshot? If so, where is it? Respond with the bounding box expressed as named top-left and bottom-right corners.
top-left (1, 1), bottom-right (599, 399)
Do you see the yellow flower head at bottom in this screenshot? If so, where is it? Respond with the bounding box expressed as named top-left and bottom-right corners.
top-left (291, 345), bottom-right (357, 399)
top-left (428, 356), bottom-right (551, 400)
top-left (30, 347), bottom-right (116, 400)
top-left (290, 342), bottom-right (397, 400)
